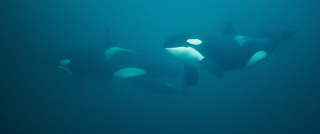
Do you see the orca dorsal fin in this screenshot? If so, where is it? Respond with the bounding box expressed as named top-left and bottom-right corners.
top-left (222, 21), bottom-right (236, 36)
top-left (99, 27), bottom-right (114, 50)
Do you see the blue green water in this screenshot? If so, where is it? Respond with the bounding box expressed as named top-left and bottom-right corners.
top-left (1, 0), bottom-right (320, 133)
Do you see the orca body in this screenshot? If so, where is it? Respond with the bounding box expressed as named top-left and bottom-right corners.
top-left (164, 21), bottom-right (297, 87)
top-left (59, 46), bottom-right (180, 80)
top-left (48, 29), bottom-right (183, 92)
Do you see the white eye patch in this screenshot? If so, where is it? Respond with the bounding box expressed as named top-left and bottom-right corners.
top-left (60, 59), bottom-right (70, 65)
top-left (187, 39), bottom-right (202, 45)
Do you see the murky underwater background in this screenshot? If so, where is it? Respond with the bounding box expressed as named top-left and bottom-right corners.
top-left (1, 0), bottom-right (320, 133)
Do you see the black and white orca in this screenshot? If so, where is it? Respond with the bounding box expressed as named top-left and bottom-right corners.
top-left (163, 21), bottom-right (297, 87)
top-left (47, 29), bottom-right (188, 97)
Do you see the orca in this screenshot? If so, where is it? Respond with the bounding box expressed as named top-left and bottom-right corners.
top-left (47, 28), bottom-right (186, 94)
top-left (163, 21), bottom-right (297, 87)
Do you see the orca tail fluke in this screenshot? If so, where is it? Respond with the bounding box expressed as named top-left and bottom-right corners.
top-left (263, 29), bottom-right (297, 53)
top-left (263, 29), bottom-right (297, 44)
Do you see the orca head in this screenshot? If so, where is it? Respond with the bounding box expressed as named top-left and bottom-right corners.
top-left (163, 34), bottom-right (203, 48)
top-left (163, 34), bottom-right (205, 68)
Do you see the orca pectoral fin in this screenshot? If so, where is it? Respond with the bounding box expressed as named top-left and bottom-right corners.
top-left (177, 74), bottom-right (189, 91)
top-left (184, 65), bottom-right (199, 87)
top-left (200, 58), bottom-right (224, 78)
